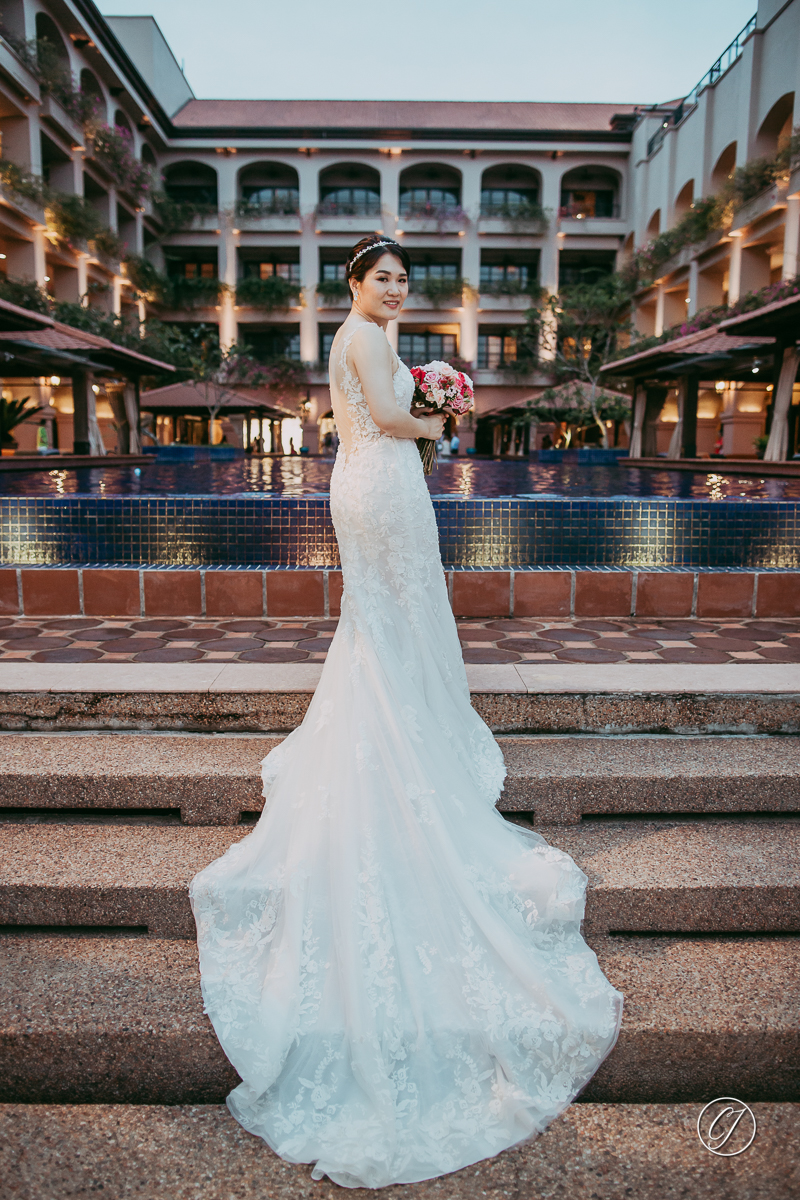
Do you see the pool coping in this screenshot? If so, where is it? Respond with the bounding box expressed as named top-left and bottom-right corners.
top-left (0, 661), bottom-right (797, 695)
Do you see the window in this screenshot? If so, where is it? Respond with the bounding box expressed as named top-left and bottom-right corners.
top-left (321, 262), bottom-right (347, 282)
top-left (398, 332), bottom-right (457, 366)
top-left (558, 250), bottom-right (616, 288)
top-left (319, 187), bottom-right (381, 215)
top-left (242, 328), bottom-right (301, 361)
top-left (243, 260), bottom-right (301, 283)
top-left (241, 185), bottom-right (299, 213)
top-left (183, 262), bottom-right (216, 280)
top-left (480, 188), bottom-right (538, 216)
top-left (478, 332), bottom-right (518, 369)
top-left (399, 187), bottom-right (460, 216)
top-left (480, 263), bottom-right (530, 289)
top-left (559, 189), bottom-right (616, 219)
top-left (409, 263), bottom-right (459, 285)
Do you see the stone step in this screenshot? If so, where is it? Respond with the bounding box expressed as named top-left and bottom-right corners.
top-left (0, 732), bottom-right (797, 825)
top-left (0, 933), bottom-right (796, 1104)
top-left (0, 660), bottom-right (799, 734)
top-left (0, 820), bottom-right (796, 938)
top-left (2, 1102), bottom-right (797, 1199)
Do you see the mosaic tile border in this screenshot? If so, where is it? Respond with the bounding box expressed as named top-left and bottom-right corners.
top-left (1, 496), bottom-right (799, 570)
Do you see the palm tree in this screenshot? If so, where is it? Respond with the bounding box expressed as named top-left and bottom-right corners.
top-left (0, 396), bottom-right (43, 448)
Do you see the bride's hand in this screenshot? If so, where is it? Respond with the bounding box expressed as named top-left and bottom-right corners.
top-left (415, 411), bottom-right (446, 439)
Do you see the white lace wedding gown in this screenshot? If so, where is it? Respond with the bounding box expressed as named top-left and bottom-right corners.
top-left (189, 325), bottom-right (623, 1189)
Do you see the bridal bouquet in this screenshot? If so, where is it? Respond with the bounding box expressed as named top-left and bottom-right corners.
top-left (409, 360), bottom-right (474, 474)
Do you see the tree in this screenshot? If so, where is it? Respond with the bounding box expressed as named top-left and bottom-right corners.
top-left (540, 278), bottom-right (632, 447)
top-left (519, 380), bottom-right (630, 448)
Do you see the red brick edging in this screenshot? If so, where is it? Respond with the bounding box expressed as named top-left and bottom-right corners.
top-left (0, 568), bottom-right (797, 619)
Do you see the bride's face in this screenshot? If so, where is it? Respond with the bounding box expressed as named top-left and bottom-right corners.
top-left (353, 253), bottom-right (408, 322)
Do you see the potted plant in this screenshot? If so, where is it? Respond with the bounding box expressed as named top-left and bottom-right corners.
top-left (0, 395), bottom-right (43, 455)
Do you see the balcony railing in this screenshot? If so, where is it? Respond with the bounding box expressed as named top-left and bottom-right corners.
top-left (558, 201), bottom-right (621, 220)
top-left (646, 13), bottom-right (756, 157)
top-left (235, 195), bottom-right (300, 218)
top-left (315, 198), bottom-right (381, 218)
top-left (479, 200), bottom-right (547, 229)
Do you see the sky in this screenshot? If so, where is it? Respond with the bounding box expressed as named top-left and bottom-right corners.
top-left (99, 0), bottom-right (758, 106)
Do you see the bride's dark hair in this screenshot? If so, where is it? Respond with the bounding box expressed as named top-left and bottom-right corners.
top-left (345, 235), bottom-right (410, 295)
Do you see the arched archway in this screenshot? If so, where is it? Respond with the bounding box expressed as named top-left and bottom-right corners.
top-left (238, 161), bottom-right (299, 213)
top-left (163, 161), bottom-right (218, 207)
top-left (114, 109), bottom-right (133, 136)
top-left (710, 142), bottom-right (736, 192)
top-left (35, 13), bottom-right (69, 61)
top-left (560, 165), bottom-right (620, 218)
top-left (399, 163), bottom-right (461, 217)
top-left (318, 162), bottom-right (380, 216)
top-left (755, 93), bottom-right (794, 157)
top-left (674, 179), bottom-right (694, 219)
top-left (646, 209), bottom-right (661, 238)
top-left (141, 144), bottom-right (157, 167)
top-left (480, 163), bottom-right (540, 216)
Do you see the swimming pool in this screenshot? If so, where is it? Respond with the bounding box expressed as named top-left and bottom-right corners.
top-left (1, 457), bottom-right (799, 500)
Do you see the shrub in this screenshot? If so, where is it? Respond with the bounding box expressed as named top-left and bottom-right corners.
top-left (235, 275), bottom-right (301, 310)
top-left (89, 124), bottom-right (153, 202)
top-left (123, 255), bottom-right (169, 302)
top-left (152, 191), bottom-right (217, 233)
top-left (47, 193), bottom-right (103, 245)
top-left (315, 278), bottom-right (350, 302)
top-left (410, 276), bottom-right (465, 305)
top-left (167, 275), bottom-right (223, 309)
top-left (0, 160), bottom-right (47, 206)
top-left (0, 276), bottom-right (51, 314)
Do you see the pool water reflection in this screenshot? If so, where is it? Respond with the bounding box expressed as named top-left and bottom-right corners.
top-left (1, 457), bottom-right (798, 500)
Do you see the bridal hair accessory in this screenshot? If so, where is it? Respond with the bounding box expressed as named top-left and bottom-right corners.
top-left (410, 360), bottom-right (474, 474)
top-left (347, 240), bottom-right (396, 270)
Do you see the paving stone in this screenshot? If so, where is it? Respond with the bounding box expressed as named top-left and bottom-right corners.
top-left (0, 628), bottom-right (43, 641)
top-left (546, 629), bottom-right (602, 642)
top-left (574, 621), bottom-right (628, 632)
top-left (485, 619), bottom-right (545, 632)
top-left (100, 638), bottom-right (166, 654)
top-left (305, 620), bottom-right (338, 632)
top-left (457, 628), bottom-right (499, 642)
top-left (238, 648), bottom-right (310, 663)
top-left (134, 649), bottom-right (205, 664)
top-left (501, 639), bottom-right (564, 654)
top-left (461, 648), bottom-right (522, 663)
top-left (658, 648), bottom-right (731, 664)
top-left (556, 648), bottom-right (626, 663)
top-left (40, 619), bottom-right (103, 630)
top-left (198, 639), bottom-right (266, 652)
top-left (30, 649), bottom-right (103, 665)
top-left (70, 628), bottom-right (134, 642)
top-left (258, 628), bottom-right (317, 642)
top-left (758, 646), bottom-right (800, 662)
top-left (220, 621), bottom-right (275, 633)
top-left (2, 1101), bottom-right (797, 1200)
top-left (159, 628), bottom-right (225, 642)
top-left (4, 638), bottom-right (71, 651)
top-left (595, 638), bottom-right (662, 652)
top-left (131, 620), bottom-right (189, 631)
top-left (692, 637), bottom-right (761, 652)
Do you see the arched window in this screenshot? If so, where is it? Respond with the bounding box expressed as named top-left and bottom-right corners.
top-left (674, 179), bottom-right (694, 220)
top-left (35, 13), bottom-right (69, 61)
top-left (239, 161), bottom-right (299, 214)
top-left (755, 93), bottom-right (794, 158)
top-left (79, 69), bottom-right (105, 122)
top-left (318, 163), bottom-right (380, 216)
top-left (163, 161), bottom-right (218, 208)
top-left (646, 209), bottom-right (661, 239)
top-left (480, 164), bottom-right (541, 217)
top-left (114, 109), bottom-right (133, 137)
top-left (710, 143), bottom-right (736, 192)
top-left (398, 164), bottom-right (461, 217)
top-left (560, 166), bottom-right (620, 219)
top-left (141, 144), bottom-right (157, 167)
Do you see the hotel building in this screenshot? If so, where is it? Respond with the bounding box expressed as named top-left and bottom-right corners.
top-left (0, 0), bottom-right (797, 455)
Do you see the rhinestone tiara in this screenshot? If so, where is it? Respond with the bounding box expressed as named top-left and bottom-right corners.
top-left (347, 240), bottom-right (397, 271)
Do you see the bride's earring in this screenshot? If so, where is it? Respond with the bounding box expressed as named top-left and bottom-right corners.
top-left (353, 288), bottom-right (359, 300)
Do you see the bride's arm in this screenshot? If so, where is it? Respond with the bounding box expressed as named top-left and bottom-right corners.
top-left (350, 325), bottom-right (445, 441)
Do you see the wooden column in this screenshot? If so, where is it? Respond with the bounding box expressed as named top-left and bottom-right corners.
top-left (681, 374), bottom-right (699, 460)
top-left (71, 369), bottom-right (91, 455)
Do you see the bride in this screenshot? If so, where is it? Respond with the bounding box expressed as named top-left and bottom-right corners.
top-left (189, 234), bottom-right (623, 1189)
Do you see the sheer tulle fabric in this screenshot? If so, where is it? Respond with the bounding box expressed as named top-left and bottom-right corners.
top-left (189, 328), bottom-right (623, 1189)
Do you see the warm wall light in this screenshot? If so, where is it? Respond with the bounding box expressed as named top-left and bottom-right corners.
top-left (395, 229), bottom-right (404, 235)
top-left (43, 275), bottom-right (50, 281)
top-left (0, 254), bottom-right (6, 260)
top-left (232, 229), bottom-right (240, 235)
top-left (92, 384), bottom-right (100, 394)
top-left (50, 376), bottom-right (60, 386)
top-left (715, 380), bottom-right (725, 392)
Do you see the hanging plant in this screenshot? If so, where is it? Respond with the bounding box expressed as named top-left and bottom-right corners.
top-left (88, 124), bottom-right (153, 202)
top-left (315, 279), bottom-right (350, 302)
top-left (236, 276), bottom-right (301, 311)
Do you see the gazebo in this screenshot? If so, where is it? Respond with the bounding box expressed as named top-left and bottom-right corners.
top-left (600, 325), bottom-right (775, 459)
top-left (718, 293), bottom-right (800, 462)
top-left (0, 295), bottom-right (176, 456)
top-left (140, 380), bottom-right (299, 452)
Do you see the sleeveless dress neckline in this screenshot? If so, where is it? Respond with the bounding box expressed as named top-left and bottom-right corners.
top-left (189, 336), bottom-right (624, 1189)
